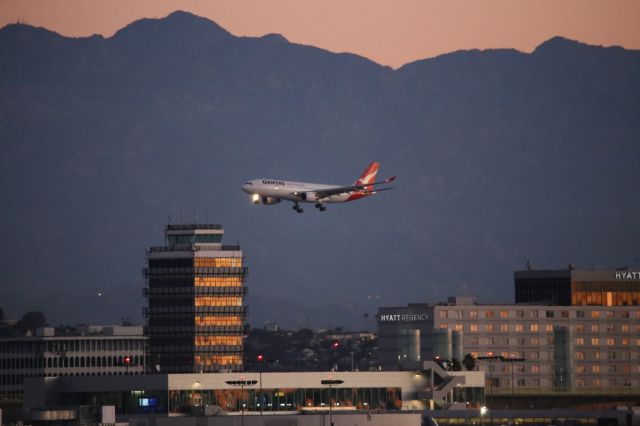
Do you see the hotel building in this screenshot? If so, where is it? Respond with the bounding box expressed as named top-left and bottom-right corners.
top-left (144, 224), bottom-right (247, 373)
top-left (378, 268), bottom-right (640, 407)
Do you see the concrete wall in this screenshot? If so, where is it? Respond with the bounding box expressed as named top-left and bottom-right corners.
top-left (125, 412), bottom-right (421, 426)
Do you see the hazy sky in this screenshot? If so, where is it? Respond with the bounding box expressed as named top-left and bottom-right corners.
top-left (1, 0), bottom-right (639, 68)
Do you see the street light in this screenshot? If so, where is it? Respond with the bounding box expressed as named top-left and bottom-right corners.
top-left (321, 378), bottom-right (344, 426)
top-left (257, 354), bottom-right (264, 415)
top-left (226, 377), bottom-right (257, 426)
top-left (499, 354), bottom-right (526, 411)
top-left (477, 352), bottom-right (500, 425)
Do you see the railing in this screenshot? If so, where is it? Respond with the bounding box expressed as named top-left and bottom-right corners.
top-left (147, 244), bottom-right (241, 253)
top-left (143, 287), bottom-right (248, 297)
top-left (487, 386), bottom-right (640, 396)
top-left (166, 224), bottom-right (223, 231)
top-left (143, 306), bottom-right (248, 316)
top-left (143, 267), bottom-right (248, 276)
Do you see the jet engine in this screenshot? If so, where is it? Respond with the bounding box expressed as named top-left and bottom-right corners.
top-left (298, 192), bottom-right (318, 202)
top-left (261, 196), bottom-right (281, 205)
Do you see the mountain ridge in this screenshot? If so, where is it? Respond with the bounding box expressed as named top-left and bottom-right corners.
top-left (0, 12), bottom-right (638, 329)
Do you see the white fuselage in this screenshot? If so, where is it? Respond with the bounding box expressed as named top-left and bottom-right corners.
top-left (241, 179), bottom-right (354, 203)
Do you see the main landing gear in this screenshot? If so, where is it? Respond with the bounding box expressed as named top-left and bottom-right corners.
top-left (315, 203), bottom-right (326, 212)
top-left (293, 203), bottom-right (304, 213)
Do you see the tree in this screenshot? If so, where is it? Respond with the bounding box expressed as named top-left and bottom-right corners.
top-left (462, 353), bottom-right (476, 371)
top-left (451, 358), bottom-right (462, 371)
top-left (16, 311), bottom-right (47, 335)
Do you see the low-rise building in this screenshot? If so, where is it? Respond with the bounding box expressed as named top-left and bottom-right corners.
top-left (0, 325), bottom-right (146, 403)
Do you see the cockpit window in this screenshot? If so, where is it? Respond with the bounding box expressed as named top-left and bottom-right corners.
top-left (244, 182), bottom-right (253, 185)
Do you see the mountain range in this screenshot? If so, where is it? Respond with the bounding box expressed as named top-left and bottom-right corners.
top-left (1, 11), bottom-right (639, 329)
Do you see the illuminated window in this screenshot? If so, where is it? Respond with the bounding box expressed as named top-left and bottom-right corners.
top-left (485, 324), bottom-right (494, 332)
top-left (499, 311), bottom-right (509, 318)
top-left (545, 324), bottom-right (553, 332)
top-left (195, 316), bottom-right (242, 326)
top-left (528, 311), bottom-right (538, 318)
top-left (194, 355), bottom-right (242, 366)
top-left (621, 338), bottom-right (630, 346)
top-left (606, 338), bottom-right (615, 346)
top-left (195, 276), bottom-right (243, 287)
top-left (576, 365), bottom-right (585, 373)
top-left (576, 338), bottom-right (584, 346)
top-left (439, 311), bottom-right (448, 318)
top-left (531, 337), bottom-right (539, 345)
top-left (530, 324), bottom-right (539, 332)
top-left (454, 324), bottom-right (463, 331)
top-left (575, 351), bottom-right (585, 360)
top-left (591, 311), bottom-right (600, 318)
top-left (592, 379), bottom-right (601, 387)
top-left (485, 311), bottom-right (494, 319)
top-left (195, 296), bottom-right (242, 306)
top-left (500, 324), bottom-right (509, 332)
top-left (194, 336), bottom-right (242, 346)
top-left (469, 324), bottom-right (479, 332)
top-left (575, 324), bottom-right (584, 332)
top-left (515, 324), bottom-right (524, 332)
top-left (594, 352), bottom-right (601, 360)
top-left (591, 324), bottom-right (599, 333)
top-left (194, 257), bottom-right (243, 268)
top-left (592, 365), bottom-right (600, 373)
top-left (621, 324), bottom-right (629, 332)
top-left (591, 338), bottom-right (600, 346)
top-left (531, 365), bottom-right (540, 373)
top-left (440, 323), bottom-right (448, 329)
top-left (469, 310), bottom-right (478, 319)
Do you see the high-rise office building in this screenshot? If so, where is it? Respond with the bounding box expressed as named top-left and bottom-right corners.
top-left (144, 224), bottom-right (247, 373)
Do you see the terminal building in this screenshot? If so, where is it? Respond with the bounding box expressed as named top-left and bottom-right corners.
top-left (0, 325), bottom-right (145, 403)
top-left (144, 224), bottom-right (247, 373)
top-left (378, 267), bottom-right (640, 408)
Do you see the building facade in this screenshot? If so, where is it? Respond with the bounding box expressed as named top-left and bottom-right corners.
top-left (378, 268), bottom-right (640, 402)
top-left (144, 224), bottom-right (247, 373)
top-left (0, 325), bottom-right (145, 403)
top-left (23, 369), bottom-right (484, 416)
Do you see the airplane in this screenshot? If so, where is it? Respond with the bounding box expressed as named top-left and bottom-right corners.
top-left (241, 162), bottom-right (395, 213)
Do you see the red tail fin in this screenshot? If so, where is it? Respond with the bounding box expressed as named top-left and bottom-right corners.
top-left (354, 162), bottom-right (380, 192)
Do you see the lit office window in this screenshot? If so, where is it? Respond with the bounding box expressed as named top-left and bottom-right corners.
top-left (515, 324), bottom-right (524, 332)
top-left (592, 365), bottom-right (600, 373)
top-left (545, 324), bottom-right (553, 332)
top-left (500, 324), bottom-right (509, 332)
top-left (606, 338), bottom-right (615, 346)
top-left (591, 311), bottom-right (600, 318)
top-left (591, 324), bottom-right (599, 333)
top-left (485, 324), bottom-right (494, 332)
top-left (499, 311), bottom-right (509, 319)
top-left (621, 324), bottom-right (629, 332)
top-left (576, 338), bottom-right (584, 346)
top-left (530, 324), bottom-right (539, 332)
top-left (591, 338), bottom-right (600, 345)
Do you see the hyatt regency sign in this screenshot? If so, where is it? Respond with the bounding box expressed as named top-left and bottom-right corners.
top-left (615, 271), bottom-right (640, 280)
top-left (379, 313), bottom-right (429, 323)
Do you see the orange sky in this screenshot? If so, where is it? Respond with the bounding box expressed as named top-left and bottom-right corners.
top-left (1, 0), bottom-right (639, 68)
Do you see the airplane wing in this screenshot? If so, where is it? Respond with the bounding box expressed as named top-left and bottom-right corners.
top-left (299, 176), bottom-right (396, 199)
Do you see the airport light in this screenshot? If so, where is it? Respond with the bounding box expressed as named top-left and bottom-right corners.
top-left (321, 378), bottom-right (344, 426)
top-left (226, 377), bottom-right (257, 426)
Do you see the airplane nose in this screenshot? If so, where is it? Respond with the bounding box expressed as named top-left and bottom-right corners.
top-left (241, 184), bottom-right (249, 193)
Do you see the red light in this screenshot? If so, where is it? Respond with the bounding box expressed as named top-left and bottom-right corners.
top-left (124, 356), bottom-right (131, 364)
top-left (332, 342), bottom-right (339, 349)
top-left (257, 355), bottom-right (264, 362)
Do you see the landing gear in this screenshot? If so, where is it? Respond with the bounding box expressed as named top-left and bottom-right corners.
top-left (293, 203), bottom-right (304, 213)
top-left (315, 203), bottom-right (327, 212)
